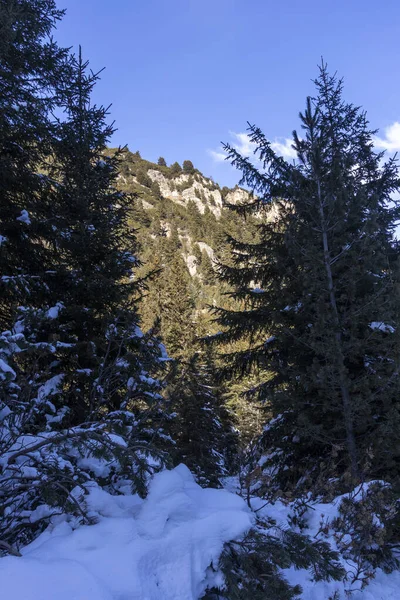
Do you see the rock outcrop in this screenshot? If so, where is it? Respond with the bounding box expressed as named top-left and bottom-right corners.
top-left (147, 170), bottom-right (225, 218)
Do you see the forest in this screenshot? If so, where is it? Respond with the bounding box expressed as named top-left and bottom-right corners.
top-left (0, 2), bottom-right (399, 599)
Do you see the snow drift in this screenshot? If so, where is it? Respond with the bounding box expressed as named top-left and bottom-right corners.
top-left (0, 464), bottom-right (252, 600)
top-left (1, 466), bottom-right (399, 600)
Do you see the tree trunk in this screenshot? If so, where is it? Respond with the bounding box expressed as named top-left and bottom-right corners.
top-left (316, 180), bottom-right (360, 481)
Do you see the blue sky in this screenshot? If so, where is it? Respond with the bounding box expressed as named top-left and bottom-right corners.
top-left (55, 0), bottom-right (400, 187)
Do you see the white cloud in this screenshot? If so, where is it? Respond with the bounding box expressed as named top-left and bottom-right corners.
top-left (207, 149), bottom-right (227, 163)
top-left (374, 122), bottom-right (400, 152)
top-left (208, 132), bottom-right (297, 164)
top-left (207, 132), bottom-right (256, 165)
top-left (210, 121), bottom-right (400, 165)
top-left (270, 138), bottom-right (297, 159)
top-left (230, 131), bottom-right (258, 157)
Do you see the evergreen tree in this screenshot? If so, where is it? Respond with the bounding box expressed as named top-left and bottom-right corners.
top-left (192, 242), bottom-right (203, 266)
top-left (167, 352), bottom-right (231, 486)
top-left (0, 50), bottom-right (171, 551)
top-left (137, 224), bottom-right (234, 486)
top-left (136, 168), bottom-right (152, 188)
top-left (170, 161), bottom-right (182, 176)
top-left (199, 250), bottom-right (215, 284)
top-left (186, 200), bottom-right (204, 239)
top-left (150, 180), bottom-right (162, 199)
top-left (214, 64), bottom-right (400, 492)
top-left (221, 186), bottom-right (230, 200)
top-left (23, 50), bottom-right (164, 424)
top-left (205, 519), bottom-right (344, 600)
top-left (139, 248), bottom-right (164, 332)
top-left (183, 159), bottom-right (195, 174)
top-left (137, 225), bottom-right (194, 355)
top-left (0, 0), bottom-right (71, 327)
top-left (157, 156), bottom-right (167, 167)
top-left (159, 228), bottom-right (194, 357)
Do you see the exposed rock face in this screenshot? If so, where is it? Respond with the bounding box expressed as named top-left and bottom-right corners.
top-left (159, 220), bottom-right (172, 237)
top-left (147, 169), bottom-right (173, 197)
top-left (197, 242), bottom-right (214, 262)
top-left (181, 240), bottom-right (216, 279)
top-left (141, 199), bottom-right (153, 210)
top-left (225, 186), bottom-right (281, 222)
top-left (185, 254), bottom-right (198, 277)
top-left (225, 187), bottom-right (251, 206)
top-left (147, 170), bottom-right (224, 218)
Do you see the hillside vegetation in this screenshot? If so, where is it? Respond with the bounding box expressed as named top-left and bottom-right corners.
top-left (106, 148), bottom-right (267, 448)
top-left (1, 3), bottom-right (399, 599)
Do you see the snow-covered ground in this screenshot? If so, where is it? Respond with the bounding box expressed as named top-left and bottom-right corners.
top-left (1, 466), bottom-right (399, 599)
top-left (250, 489), bottom-right (400, 600)
top-left (0, 465), bottom-right (252, 600)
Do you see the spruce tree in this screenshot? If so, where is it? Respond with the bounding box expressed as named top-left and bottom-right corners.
top-left (199, 250), bottom-right (216, 284)
top-left (183, 159), bottom-right (195, 174)
top-left (158, 228), bottom-right (194, 357)
top-left (139, 226), bottom-right (233, 486)
top-left (0, 50), bottom-right (171, 551)
top-left (167, 352), bottom-right (230, 486)
top-left (170, 161), bottom-right (182, 176)
top-left (136, 168), bottom-right (152, 188)
top-left (36, 49), bottom-right (170, 429)
top-left (0, 0), bottom-right (70, 327)
top-left (214, 64), bottom-right (400, 491)
top-left (150, 180), bottom-right (162, 200)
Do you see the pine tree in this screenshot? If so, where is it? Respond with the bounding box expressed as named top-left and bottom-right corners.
top-left (47, 49), bottom-right (171, 428)
top-left (199, 249), bottom-right (216, 284)
top-left (161, 240), bottom-right (194, 356)
top-left (187, 200), bottom-right (204, 239)
top-left (136, 168), bottom-right (152, 188)
top-left (0, 0), bottom-right (71, 327)
top-left (139, 250), bottom-right (164, 332)
top-left (170, 161), bottom-right (182, 176)
top-left (150, 179), bottom-right (162, 199)
top-left (167, 352), bottom-right (231, 486)
top-left (138, 225), bottom-right (233, 486)
top-left (183, 159), bottom-right (195, 174)
top-left (0, 50), bottom-right (171, 552)
top-left (205, 518), bottom-right (345, 600)
top-left (214, 64), bottom-right (400, 492)
top-left (157, 156), bottom-right (167, 167)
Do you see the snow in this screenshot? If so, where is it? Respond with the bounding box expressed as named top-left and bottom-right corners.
top-left (282, 301), bottom-right (303, 312)
top-left (0, 557), bottom-right (113, 600)
top-left (16, 209), bottom-right (31, 225)
top-left (353, 570), bottom-right (400, 600)
top-left (1, 459), bottom-right (399, 600)
top-left (369, 321), bottom-right (395, 333)
top-left (0, 358), bottom-right (16, 381)
top-left (0, 465), bottom-right (252, 600)
top-left (46, 302), bottom-right (64, 319)
top-left (158, 342), bottom-right (169, 360)
top-left (36, 374), bottom-right (64, 400)
top-left (249, 484), bottom-right (400, 600)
